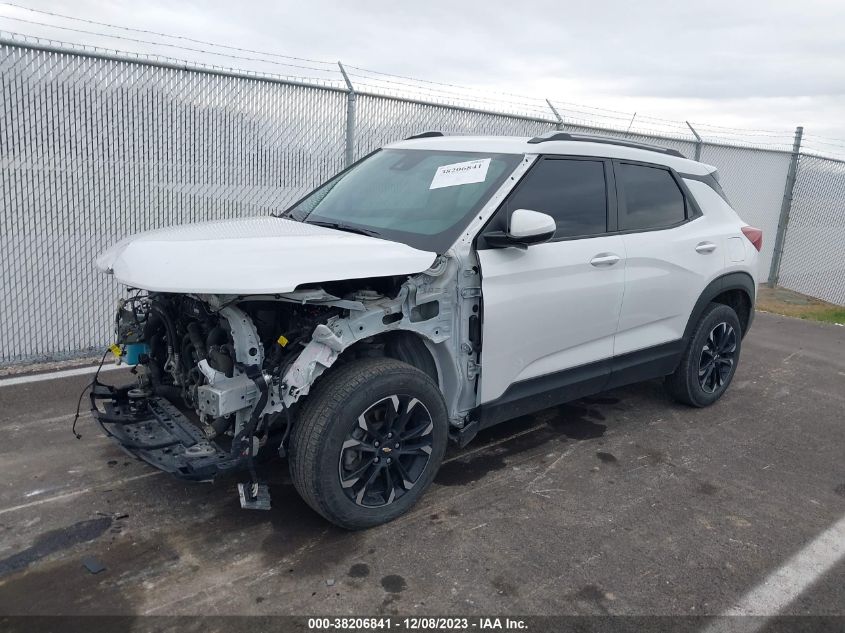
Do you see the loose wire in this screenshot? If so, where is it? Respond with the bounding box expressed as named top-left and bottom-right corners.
top-left (71, 348), bottom-right (111, 439)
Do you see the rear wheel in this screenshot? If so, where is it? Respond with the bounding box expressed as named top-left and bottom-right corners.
top-left (665, 302), bottom-right (742, 407)
top-left (289, 357), bottom-right (448, 529)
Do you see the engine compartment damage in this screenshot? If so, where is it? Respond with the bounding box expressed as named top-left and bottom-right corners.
top-left (90, 252), bottom-right (481, 507)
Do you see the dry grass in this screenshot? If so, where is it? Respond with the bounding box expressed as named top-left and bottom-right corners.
top-left (757, 286), bottom-right (845, 325)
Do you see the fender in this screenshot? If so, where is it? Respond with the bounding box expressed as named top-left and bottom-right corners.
top-left (278, 255), bottom-right (469, 424)
top-left (682, 271), bottom-right (756, 342)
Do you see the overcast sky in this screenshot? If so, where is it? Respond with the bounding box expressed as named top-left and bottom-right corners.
top-left (3, 0), bottom-right (844, 154)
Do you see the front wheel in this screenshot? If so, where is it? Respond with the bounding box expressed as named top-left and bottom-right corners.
top-left (665, 302), bottom-right (743, 407)
top-left (289, 357), bottom-right (448, 529)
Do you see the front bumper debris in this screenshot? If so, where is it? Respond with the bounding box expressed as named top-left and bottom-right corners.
top-left (90, 381), bottom-right (243, 481)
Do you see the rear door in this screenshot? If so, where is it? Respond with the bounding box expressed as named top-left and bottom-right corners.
top-left (477, 157), bottom-right (626, 404)
top-left (613, 160), bottom-right (726, 358)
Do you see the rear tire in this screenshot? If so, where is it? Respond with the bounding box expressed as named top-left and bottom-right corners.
top-left (289, 357), bottom-right (448, 529)
top-left (665, 302), bottom-right (742, 407)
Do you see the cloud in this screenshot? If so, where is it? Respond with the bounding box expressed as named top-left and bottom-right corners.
top-left (5, 0), bottom-right (845, 144)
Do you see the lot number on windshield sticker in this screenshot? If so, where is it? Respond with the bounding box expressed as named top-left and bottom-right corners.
top-left (430, 158), bottom-right (491, 190)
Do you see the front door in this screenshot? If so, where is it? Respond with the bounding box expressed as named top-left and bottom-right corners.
top-left (477, 157), bottom-right (626, 404)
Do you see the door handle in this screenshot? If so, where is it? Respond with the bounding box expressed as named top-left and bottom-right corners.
top-left (696, 242), bottom-right (717, 254)
top-left (590, 253), bottom-right (621, 267)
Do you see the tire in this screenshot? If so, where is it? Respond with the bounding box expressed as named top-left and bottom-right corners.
top-left (289, 357), bottom-right (448, 529)
top-left (664, 302), bottom-right (742, 407)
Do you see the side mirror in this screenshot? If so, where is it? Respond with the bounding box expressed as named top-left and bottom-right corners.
top-left (484, 209), bottom-right (556, 250)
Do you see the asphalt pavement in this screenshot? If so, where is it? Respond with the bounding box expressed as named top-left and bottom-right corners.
top-left (0, 311), bottom-right (843, 619)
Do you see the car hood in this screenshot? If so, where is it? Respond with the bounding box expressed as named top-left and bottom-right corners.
top-left (96, 217), bottom-right (437, 294)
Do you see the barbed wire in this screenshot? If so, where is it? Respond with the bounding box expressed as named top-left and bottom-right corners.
top-left (345, 63), bottom-right (803, 138)
top-left (346, 74), bottom-right (554, 114)
top-left (346, 64), bottom-right (550, 106)
top-left (0, 1), bottom-right (337, 66)
top-left (800, 146), bottom-right (845, 162)
top-left (685, 121), bottom-right (797, 137)
top-left (1, 4), bottom-right (844, 159)
top-left (802, 136), bottom-right (845, 148)
top-left (0, 15), bottom-right (344, 76)
top-left (0, 30), bottom-right (346, 89)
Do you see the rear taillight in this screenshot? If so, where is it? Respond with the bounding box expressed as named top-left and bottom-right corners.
top-left (741, 226), bottom-right (763, 252)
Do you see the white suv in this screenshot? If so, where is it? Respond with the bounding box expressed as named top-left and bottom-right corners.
top-left (93, 131), bottom-right (762, 528)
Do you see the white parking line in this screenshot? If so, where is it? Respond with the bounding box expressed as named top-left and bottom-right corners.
top-left (703, 513), bottom-right (845, 632)
top-left (0, 363), bottom-right (123, 388)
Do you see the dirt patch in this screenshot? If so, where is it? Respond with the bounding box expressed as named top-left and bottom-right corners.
top-left (757, 286), bottom-right (845, 324)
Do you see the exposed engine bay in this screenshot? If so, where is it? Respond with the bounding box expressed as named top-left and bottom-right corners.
top-left (90, 254), bottom-right (480, 506)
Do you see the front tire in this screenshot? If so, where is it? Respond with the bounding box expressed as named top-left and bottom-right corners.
top-left (665, 302), bottom-right (742, 407)
top-left (289, 357), bottom-right (448, 529)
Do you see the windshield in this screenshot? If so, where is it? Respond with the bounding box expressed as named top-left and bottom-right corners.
top-left (282, 149), bottom-right (522, 252)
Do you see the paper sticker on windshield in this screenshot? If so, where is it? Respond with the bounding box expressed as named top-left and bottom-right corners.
top-left (429, 158), bottom-right (491, 190)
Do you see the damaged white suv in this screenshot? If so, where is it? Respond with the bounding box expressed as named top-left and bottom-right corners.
top-left (93, 132), bottom-right (761, 529)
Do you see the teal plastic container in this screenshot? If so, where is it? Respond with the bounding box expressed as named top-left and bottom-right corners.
top-left (124, 343), bottom-right (150, 365)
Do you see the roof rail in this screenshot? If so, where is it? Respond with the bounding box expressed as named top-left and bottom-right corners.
top-left (405, 131), bottom-right (444, 140)
top-left (527, 131), bottom-right (685, 159)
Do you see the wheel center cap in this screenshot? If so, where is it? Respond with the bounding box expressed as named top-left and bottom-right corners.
top-left (381, 446), bottom-right (392, 454)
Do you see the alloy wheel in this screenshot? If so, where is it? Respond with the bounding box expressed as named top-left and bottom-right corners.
top-left (698, 322), bottom-right (737, 393)
top-left (338, 395), bottom-right (434, 507)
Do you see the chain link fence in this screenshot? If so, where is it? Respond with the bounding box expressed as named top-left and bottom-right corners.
top-left (354, 95), bottom-right (555, 157)
top-left (1, 42), bottom-right (345, 363)
top-left (1, 41), bottom-right (842, 364)
top-left (699, 144), bottom-right (794, 275)
top-left (778, 154), bottom-right (845, 305)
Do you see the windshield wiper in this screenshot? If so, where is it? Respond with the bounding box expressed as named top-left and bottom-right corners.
top-left (305, 220), bottom-right (382, 238)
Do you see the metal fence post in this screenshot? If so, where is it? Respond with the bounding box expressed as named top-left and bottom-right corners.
top-left (338, 61), bottom-right (356, 167)
top-left (624, 112), bottom-right (637, 136)
top-left (546, 99), bottom-right (563, 130)
top-left (686, 121), bottom-right (702, 161)
top-left (768, 125), bottom-right (804, 286)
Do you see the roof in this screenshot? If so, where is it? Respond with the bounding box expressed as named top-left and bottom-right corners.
top-left (386, 134), bottom-right (715, 176)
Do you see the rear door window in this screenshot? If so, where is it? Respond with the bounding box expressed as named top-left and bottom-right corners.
top-left (617, 163), bottom-right (686, 231)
